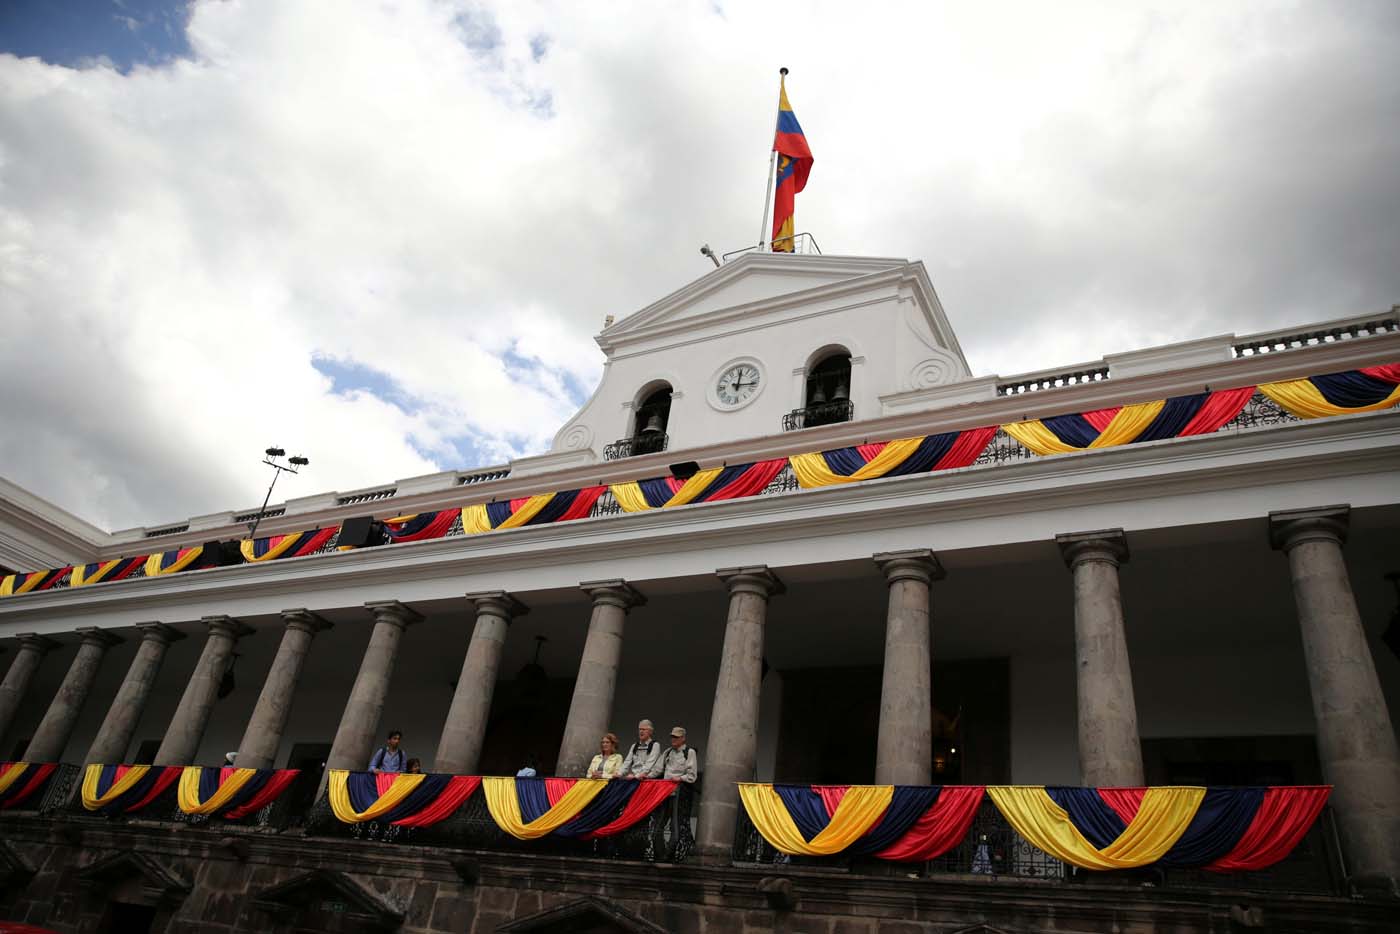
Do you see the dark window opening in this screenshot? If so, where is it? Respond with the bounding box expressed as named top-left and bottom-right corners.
top-left (629, 387), bottom-right (672, 455)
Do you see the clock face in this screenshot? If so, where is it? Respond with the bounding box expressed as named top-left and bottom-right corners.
top-left (715, 363), bottom-right (762, 407)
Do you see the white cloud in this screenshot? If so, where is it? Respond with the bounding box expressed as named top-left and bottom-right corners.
top-left (0, 0), bottom-right (1397, 531)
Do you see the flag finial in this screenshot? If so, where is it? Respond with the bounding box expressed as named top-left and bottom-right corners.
top-left (779, 67), bottom-right (788, 76)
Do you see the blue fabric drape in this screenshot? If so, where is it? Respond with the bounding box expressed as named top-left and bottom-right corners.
top-left (1040, 414), bottom-right (1101, 448)
top-left (1158, 787), bottom-right (1264, 867)
top-left (384, 512), bottom-right (439, 539)
top-left (525, 491), bottom-right (578, 526)
top-left (885, 432), bottom-right (960, 476)
top-left (847, 786), bottom-right (941, 855)
top-left (194, 766), bottom-right (275, 812)
top-left (516, 778), bottom-right (552, 823)
top-left (485, 501), bottom-right (515, 528)
top-left (345, 772), bottom-right (453, 823)
top-left (94, 765), bottom-right (169, 815)
top-left (553, 781), bottom-right (640, 837)
top-left (819, 447), bottom-right (868, 476)
top-left (1310, 371), bottom-right (1397, 407)
top-left (638, 478), bottom-right (676, 507)
top-left (1046, 786), bottom-right (1127, 848)
top-left (690, 463), bottom-right (750, 502)
top-left (773, 784), bottom-right (833, 841)
top-left (1132, 393), bottom-right (1207, 443)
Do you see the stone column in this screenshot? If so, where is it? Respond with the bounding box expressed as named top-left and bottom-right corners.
top-left (556, 580), bottom-right (645, 776)
top-left (696, 566), bottom-right (784, 863)
top-left (153, 616), bottom-right (253, 766)
top-left (874, 550), bottom-right (943, 786)
top-left (325, 601), bottom-right (423, 774)
top-left (85, 623), bottom-right (185, 765)
top-left (1056, 529), bottom-right (1145, 786)
top-left (434, 592), bottom-right (528, 774)
top-left (235, 609), bottom-right (332, 771)
top-left (23, 628), bottom-right (123, 762)
top-left (0, 634), bottom-right (58, 741)
top-left (1271, 505), bottom-right (1400, 886)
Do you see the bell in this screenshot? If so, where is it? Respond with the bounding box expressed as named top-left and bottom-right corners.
top-left (832, 381), bottom-right (849, 401)
top-left (642, 413), bottom-right (664, 434)
top-left (810, 384), bottom-right (828, 405)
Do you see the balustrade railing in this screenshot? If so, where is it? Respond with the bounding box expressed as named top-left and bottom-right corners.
top-left (783, 399), bottom-right (854, 431)
top-left (603, 433), bottom-right (669, 460)
top-left (1233, 312), bottom-right (1399, 358)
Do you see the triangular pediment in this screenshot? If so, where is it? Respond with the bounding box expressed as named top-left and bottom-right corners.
top-left (76, 850), bottom-right (190, 903)
top-left (252, 869), bottom-right (402, 929)
top-left (601, 253), bottom-right (915, 343)
top-left (498, 896), bottom-right (667, 933)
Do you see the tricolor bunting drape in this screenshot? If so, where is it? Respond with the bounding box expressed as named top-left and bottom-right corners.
top-left (177, 767), bottom-right (300, 819)
top-left (239, 528), bottom-right (337, 562)
top-left (482, 777), bottom-right (679, 840)
top-left (462, 487), bottom-right (605, 535)
top-left (770, 72), bottom-right (813, 252)
top-left (610, 459), bottom-right (787, 512)
top-left (790, 428), bottom-right (998, 489)
top-left (328, 770), bottom-right (481, 827)
top-left (1001, 387), bottom-right (1256, 456)
top-left (0, 567), bottom-right (71, 596)
top-left (1259, 364), bottom-right (1400, 419)
top-left (740, 784), bottom-right (1330, 870)
top-left (382, 511), bottom-right (460, 543)
top-left (70, 556), bottom-right (147, 588)
top-left (81, 764), bottom-right (183, 814)
top-left (739, 784), bottom-right (983, 860)
top-left (143, 546), bottom-right (205, 577)
top-left (0, 762), bottom-right (58, 810)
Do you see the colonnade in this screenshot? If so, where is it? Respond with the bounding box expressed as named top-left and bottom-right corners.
top-left (1, 505), bottom-right (1397, 882)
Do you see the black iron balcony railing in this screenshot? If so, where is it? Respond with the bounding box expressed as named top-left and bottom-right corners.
top-left (603, 432), bottom-right (669, 460)
top-left (783, 399), bottom-right (854, 431)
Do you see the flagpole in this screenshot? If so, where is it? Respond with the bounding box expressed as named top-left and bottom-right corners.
top-left (757, 67), bottom-right (788, 250)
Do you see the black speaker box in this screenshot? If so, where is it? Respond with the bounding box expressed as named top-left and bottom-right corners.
top-left (337, 516), bottom-right (382, 549)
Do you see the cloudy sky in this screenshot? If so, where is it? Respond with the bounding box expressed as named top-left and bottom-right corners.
top-left (1, 1), bottom-right (1397, 533)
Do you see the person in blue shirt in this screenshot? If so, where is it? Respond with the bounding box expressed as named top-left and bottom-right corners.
top-left (368, 730), bottom-right (407, 774)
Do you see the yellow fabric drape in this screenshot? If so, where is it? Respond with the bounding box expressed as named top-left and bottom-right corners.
top-left (327, 770), bottom-right (427, 823)
top-left (494, 494), bottom-right (554, 530)
top-left (483, 776), bottom-right (609, 839)
top-left (987, 786), bottom-right (1205, 870)
top-left (1260, 379), bottom-right (1400, 419)
top-left (790, 437), bottom-right (928, 489)
top-left (664, 467), bottom-right (725, 506)
top-left (81, 764), bottom-right (151, 810)
top-left (610, 468), bottom-right (726, 512)
top-left (0, 575), bottom-right (17, 596)
top-left (461, 504), bottom-right (492, 535)
top-left (0, 572), bottom-right (47, 596)
top-left (0, 763), bottom-right (30, 796)
top-left (177, 767), bottom-right (260, 815)
top-left (71, 560), bottom-right (117, 588)
top-left (608, 482), bottom-right (651, 513)
top-left (737, 784), bottom-right (894, 856)
top-left (239, 533), bottom-right (302, 563)
top-left (1003, 400), bottom-right (1167, 456)
top-left (144, 547), bottom-right (202, 577)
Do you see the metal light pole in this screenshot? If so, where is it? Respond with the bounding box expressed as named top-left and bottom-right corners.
top-left (247, 446), bottom-right (309, 538)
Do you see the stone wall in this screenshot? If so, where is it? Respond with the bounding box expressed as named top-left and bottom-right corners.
top-left (0, 816), bottom-right (1394, 934)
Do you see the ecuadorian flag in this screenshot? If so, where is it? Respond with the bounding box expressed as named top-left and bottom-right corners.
top-left (771, 73), bottom-right (813, 252)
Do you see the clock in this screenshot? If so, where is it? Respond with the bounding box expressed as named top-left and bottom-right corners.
top-left (714, 362), bottom-right (763, 408)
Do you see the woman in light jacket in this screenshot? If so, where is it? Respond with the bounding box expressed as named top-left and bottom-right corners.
top-left (587, 732), bottom-right (623, 779)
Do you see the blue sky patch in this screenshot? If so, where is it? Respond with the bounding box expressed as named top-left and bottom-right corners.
top-left (311, 353), bottom-right (426, 415)
top-left (0, 0), bottom-right (192, 72)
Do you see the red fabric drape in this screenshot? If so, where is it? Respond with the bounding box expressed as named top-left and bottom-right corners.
top-left (1207, 786), bottom-right (1331, 871)
top-left (1081, 407), bottom-right (1122, 432)
top-left (395, 775), bottom-right (481, 827)
top-left (223, 770), bottom-right (301, 820)
top-left (875, 786), bottom-right (985, 862)
top-left (857, 443), bottom-right (887, 461)
top-left (545, 778), bottom-right (576, 807)
top-left (934, 426), bottom-right (999, 471)
top-left (125, 767), bottom-right (182, 813)
top-left (579, 779), bottom-right (679, 839)
top-left (292, 527), bottom-right (338, 556)
top-left (665, 477), bottom-right (685, 495)
top-left (0, 763), bottom-right (56, 810)
top-left (114, 764), bottom-right (132, 783)
top-left (375, 773), bottom-right (397, 796)
top-left (558, 487), bottom-right (606, 521)
top-left (815, 785), bottom-right (850, 817)
top-left (706, 459), bottom-right (788, 502)
top-left (386, 510), bottom-right (458, 542)
top-left (1098, 787), bottom-right (1146, 825)
top-left (1179, 386), bottom-right (1255, 436)
top-left (1359, 363), bottom-right (1400, 384)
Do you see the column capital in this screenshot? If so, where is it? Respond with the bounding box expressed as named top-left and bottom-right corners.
top-left (873, 549), bottom-right (945, 585)
top-left (14, 633), bottom-right (60, 654)
top-left (281, 608), bottom-right (334, 634)
top-left (465, 591), bottom-right (529, 620)
top-left (134, 622), bottom-right (186, 646)
top-left (1057, 529), bottom-right (1129, 569)
top-left (201, 615), bottom-right (255, 640)
top-left (580, 579), bottom-right (646, 610)
top-left (1269, 505), bottom-right (1350, 552)
top-left (717, 566), bottom-right (785, 599)
top-left (74, 627), bottom-right (124, 649)
top-left (364, 600), bottom-right (424, 629)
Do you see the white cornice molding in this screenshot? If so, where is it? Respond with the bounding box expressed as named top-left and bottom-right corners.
top-left (5, 410), bottom-right (1395, 627)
